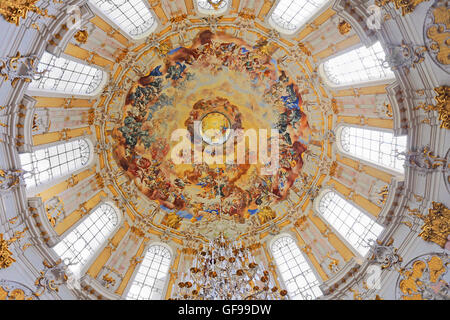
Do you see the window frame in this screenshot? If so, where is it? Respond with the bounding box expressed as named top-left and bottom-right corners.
top-left (87, 0), bottom-right (158, 40)
top-left (335, 124), bottom-right (407, 177)
top-left (314, 189), bottom-right (385, 257)
top-left (51, 202), bottom-right (122, 276)
top-left (27, 52), bottom-right (107, 98)
top-left (268, 0), bottom-right (331, 35)
top-left (195, 0), bottom-right (231, 15)
top-left (19, 138), bottom-right (94, 195)
top-left (269, 233), bottom-right (323, 300)
top-left (124, 242), bottom-right (173, 300)
top-left (319, 42), bottom-right (396, 89)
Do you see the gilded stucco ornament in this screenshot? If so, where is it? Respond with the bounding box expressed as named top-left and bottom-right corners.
top-left (410, 202), bottom-right (450, 248)
top-left (368, 238), bottom-right (402, 270)
top-left (0, 0), bottom-right (55, 26)
top-left (0, 233), bottom-right (15, 269)
top-left (0, 169), bottom-right (25, 191)
top-left (74, 30), bottom-right (89, 44)
top-left (423, 0), bottom-right (449, 73)
top-left (376, 0), bottom-right (430, 16)
top-left (396, 253), bottom-right (449, 300)
top-left (403, 145), bottom-right (448, 172)
top-left (383, 41), bottom-right (427, 74)
top-left (0, 51), bottom-right (46, 87)
top-left (0, 280), bottom-right (36, 300)
top-left (0, 229), bottom-right (28, 269)
top-left (417, 86), bottom-right (450, 129)
top-left (338, 20), bottom-right (352, 35)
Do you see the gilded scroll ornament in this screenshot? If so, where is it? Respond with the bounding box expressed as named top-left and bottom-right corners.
top-left (0, 233), bottom-right (15, 269)
top-left (74, 30), bottom-right (89, 44)
top-left (396, 253), bottom-right (449, 300)
top-left (338, 20), bottom-right (352, 35)
top-left (415, 86), bottom-right (449, 129)
top-left (377, 185), bottom-right (389, 205)
top-left (0, 0), bottom-right (55, 26)
top-left (434, 85), bottom-right (450, 129)
top-left (0, 51), bottom-right (46, 87)
top-left (411, 202), bottom-right (450, 248)
top-left (0, 228), bottom-right (28, 269)
top-left (423, 1), bottom-right (449, 73)
top-left (376, 0), bottom-right (430, 16)
top-left (0, 280), bottom-right (35, 300)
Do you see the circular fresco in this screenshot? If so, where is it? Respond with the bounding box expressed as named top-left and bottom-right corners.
top-left (112, 30), bottom-right (312, 225)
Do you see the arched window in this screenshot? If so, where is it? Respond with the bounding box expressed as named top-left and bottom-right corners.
top-left (126, 245), bottom-right (172, 300)
top-left (340, 126), bottom-right (407, 173)
top-left (318, 191), bottom-right (384, 256)
top-left (53, 203), bottom-right (119, 273)
top-left (322, 42), bottom-right (395, 86)
top-left (271, 236), bottom-right (322, 300)
top-left (29, 52), bottom-right (104, 95)
top-left (19, 139), bottom-right (91, 189)
top-left (89, 0), bottom-right (156, 38)
top-left (270, 0), bottom-right (329, 34)
top-left (196, 0), bottom-right (230, 14)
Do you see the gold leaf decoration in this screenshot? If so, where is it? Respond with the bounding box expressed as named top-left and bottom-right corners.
top-left (338, 20), bottom-right (352, 35)
top-left (0, 0), bottom-right (55, 26)
top-left (413, 202), bottom-right (450, 248)
top-left (74, 30), bottom-right (89, 44)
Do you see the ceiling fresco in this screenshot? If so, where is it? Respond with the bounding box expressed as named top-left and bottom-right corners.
top-left (112, 30), bottom-right (313, 228)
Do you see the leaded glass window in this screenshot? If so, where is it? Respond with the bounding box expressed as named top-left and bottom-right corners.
top-left (271, 236), bottom-right (322, 300)
top-left (53, 203), bottom-right (119, 273)
top-left (323, 42), bottom-right (395, 86)
top-left (318, 191), bottom-right (384, 256)
top-left (29, 52), bottom-right (104, 95)
top-left (270, 0), bottom-right (329, 33)
top-left (126, 245), bottom-right (172, 300)
top-left (197, 0), bottom-right (230, 13)
top-left (340, 126), bottom-right (407, 173)
top-left (89, 0), bottom-right (156, 37)
top-left (19, 139), bottom-right (91, 189)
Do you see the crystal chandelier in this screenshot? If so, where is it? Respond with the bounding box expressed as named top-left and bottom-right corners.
top-left (173, 234), bottom-right (288, 300)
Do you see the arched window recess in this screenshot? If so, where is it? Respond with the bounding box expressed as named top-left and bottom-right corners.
top-left (88, 0), bottom-right (158, 39)
top-left (52, 202), bottom-right (120, 275)
top-left (28, 51), bottom-right (107, 97)
top-left (319, 41), bottom-right (395, 88)
top-left (270, 234), bottom-right (322, 300)
top-left (125, 243), bottom-right (172, 300)
top-left (315, 189), bottom-right (384, 257)
top-left (19, 138), bottom-right (93, 194)
top-left (336, 125), bottom-right (407, 175)
top-left (269, 0), bottom-right (330, 35)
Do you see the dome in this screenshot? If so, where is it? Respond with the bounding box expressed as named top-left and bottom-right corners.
top-left (0, 0), bottom-right (448, 301)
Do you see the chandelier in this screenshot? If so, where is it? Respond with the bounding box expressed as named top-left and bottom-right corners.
top-left (173, 234), bottom-right (288, 300)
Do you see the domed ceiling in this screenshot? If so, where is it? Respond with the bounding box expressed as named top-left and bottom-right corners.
top-left (112, 30), bottom-right (311, 226)
top-left (101, 25), bottom-right (328, 241)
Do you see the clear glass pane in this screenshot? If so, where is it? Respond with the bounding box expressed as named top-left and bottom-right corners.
top-left (90, 0), bottom-right (156, 37)
top-left (323, 42), bottom-right (395, 86)
top-left (53, 204), bottom-right (119, 274)
top-left (126, 245), bottom-right (172, 300)
top-left (19, 139), bottom-right (91, 189)
top-left (340, 126), bottom-right (407, 173)
top-left (271, 0), bottom-right (329, 32)
top-left (318, 191), bottom-right (384, 256)
top-left (197, 0), bottom-right (230, 12)
top-left (30, 52), bottom-right (104, 95)
top-left (271, 236), bottom-right (322, 300)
